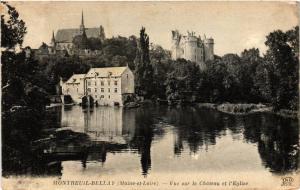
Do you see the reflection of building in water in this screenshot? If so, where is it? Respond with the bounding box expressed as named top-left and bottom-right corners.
top-left (60, 106), bottom-right (85, 132)
top-left (59, 106), bottom-right (153, 176)
top-left (84, 107), bottom-right (128, 144)
top-left (60, 106), bottom-right (136, 144)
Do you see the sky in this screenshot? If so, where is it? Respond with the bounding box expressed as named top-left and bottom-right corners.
top-left (5, 1), bottom-right (299, 56)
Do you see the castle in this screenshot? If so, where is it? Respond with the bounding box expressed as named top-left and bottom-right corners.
top-left (171, 30), bottom-right (214, 69)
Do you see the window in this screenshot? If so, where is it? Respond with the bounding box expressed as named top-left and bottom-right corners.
top-left (95, 81), bottom-right (97, 86)
top-left (114, 88), bottom-right (117, 93)
top-left (101, 81), bottom-right (104, 86)
top-left (101, 95), bottom-right (104, 98)
top-left (95, 95), bottom-right (97, 98)
top-left (95, 88), bottom-right (97, 92)
top-left (87, 88), bottom-right (91, 92)
top-left (88, 82), bottom-right (91, 86)
top-left (101, 88), bottom-right (104, 92)
top-left (108, 95), bottom-right (110, 99)
top-left (114, 81), bottom-right (118, 85)
top-left (127, 74), bottom-right (128, 79)
top-left (108, 81), bottom-right (111, 86)
top-left (108, 88), bottom-right (110, 93)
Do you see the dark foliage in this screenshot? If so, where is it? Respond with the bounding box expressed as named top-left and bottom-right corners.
top-left (134, 27), bottom-right (154, 98)
top-left (1, 1), bottom-right (27, 50)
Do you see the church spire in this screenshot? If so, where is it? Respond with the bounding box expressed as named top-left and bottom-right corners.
top-left (51, 30), bottom-right (56, 46)
top-left (80, 10), bottom-right (85, 35)
top-left (51, 30), bottom-right (55, 41)
top-left (81, 10), bottom-right (84, 27)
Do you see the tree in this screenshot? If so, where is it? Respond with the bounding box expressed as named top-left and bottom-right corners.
top-left (221, 54), bottom-right (242, 102)
top-left (150, 45), bottom-right (169, 64)
top-left (199, 58), bottom-right (227, 102)
top-left (254, 61), bottom-right (273, 102)
top-left (101, 36), bottom-right (137, 67)
top-left (1, 2), bottom-right (49, 111)
top-left (1, 1), bottom-right (26, 50)
top-left (286, 26), bottom-right (299, 110)
top-left (134, 27), bottom-right (154, 98)
top-left (163, 59), bottom-right (201, 102)
top-left (264, 27), bottom-right (298, 110)
top-left (88, 37), bottom-right (102, 50)
top-left (165, 72), bottom-right (181, 102)
top-left (1, 2), bottom-right (50, 174)
top-left (111, 55), bottom-right (128, 66)
top-left (240, 48), bottom-right (263, 102)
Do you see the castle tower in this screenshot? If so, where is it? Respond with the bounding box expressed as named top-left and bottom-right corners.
top-left (183, 31), bottom-right (198, 63)
top-left (171, 30), bottom-right (182, 60)
top-left (204, 37), bottom-right (214, 61)
top-left (170, 30), bottom-right (214, 69)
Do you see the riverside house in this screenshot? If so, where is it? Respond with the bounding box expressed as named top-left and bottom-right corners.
top-left (60, 66), bottom-right (135, 106)
top-left (60, 74), bottom-right (85, 104)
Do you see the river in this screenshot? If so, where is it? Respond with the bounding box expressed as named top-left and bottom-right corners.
top-left (3, 105), bottom-right (299, 179)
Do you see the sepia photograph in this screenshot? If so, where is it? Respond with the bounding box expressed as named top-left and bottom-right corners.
top-left (1, 1), bottom-right (299, 190)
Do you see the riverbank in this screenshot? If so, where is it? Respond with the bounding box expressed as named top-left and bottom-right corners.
top-left (196, 103), bottom-right (298, 119)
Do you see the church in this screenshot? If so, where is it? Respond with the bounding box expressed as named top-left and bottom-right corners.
top-left (34, 11), bottom-right (105, 58)
top-left (51, 11), bottom-right (105, 54)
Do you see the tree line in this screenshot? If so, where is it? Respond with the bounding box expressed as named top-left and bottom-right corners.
top-left (135, 26), bottom-right (298, 111)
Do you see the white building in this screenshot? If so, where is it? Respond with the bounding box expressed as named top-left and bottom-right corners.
top-left (60, 74), bottom-right (85, 104)
top-left (60, 66), bottom-right (135, 106)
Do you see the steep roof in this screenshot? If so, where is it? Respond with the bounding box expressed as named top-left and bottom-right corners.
top-left (55, 28), bottom-right (101, 43)
top-left (85, 67), bottom-right (128, 78)
top-left (66, 74), bottom-right (86, 84)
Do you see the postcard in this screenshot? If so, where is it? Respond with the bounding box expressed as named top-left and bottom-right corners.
top-left (1, 1), bottom-right (299, 190)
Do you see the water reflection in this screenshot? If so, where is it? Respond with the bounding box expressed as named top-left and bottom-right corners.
top-left (243, 113), bottom-right (299, 173)
top-left (2, 105), bottom-right (299, 177)
top-left (60, 106), bottom-right (154, 176)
